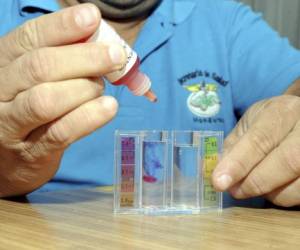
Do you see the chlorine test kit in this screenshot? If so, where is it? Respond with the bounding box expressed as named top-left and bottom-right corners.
top-left (114, 130), bottom-right (223, 215)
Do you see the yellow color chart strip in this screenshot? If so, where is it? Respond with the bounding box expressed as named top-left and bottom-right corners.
top-left (203, 136), bottom-right (219, 207)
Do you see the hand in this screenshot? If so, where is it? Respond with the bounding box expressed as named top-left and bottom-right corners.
top-left (212, 95), bottom-right (300, 207)
top-left (0, 4), bottom-right (126, 197)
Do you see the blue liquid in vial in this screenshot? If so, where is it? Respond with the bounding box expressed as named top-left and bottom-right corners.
top-left (142, 141), bottom-right (166, 208)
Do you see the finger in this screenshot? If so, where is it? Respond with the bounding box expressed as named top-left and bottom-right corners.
top-left (229, 123), bottom-right (300, 199)
top-left (212, 96), bottom-right (300, 191)
top-left (223, 100), bottom-right (271, 154)
top-left (1, 78), bottom-right (104, 139)
top-left (23, 96), bottom-right (118, 158)
top-left (222, 116), bottom-right (247, 155)
top-left (0, 42), bottom-right (125, 101)
top-left (0, 4), bottom-right (100, 66)
top-left (266, 177), bottom-right (300, 207)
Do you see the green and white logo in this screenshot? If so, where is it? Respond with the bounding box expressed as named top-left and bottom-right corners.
top-left (184, 83), bottom-right (221, 117)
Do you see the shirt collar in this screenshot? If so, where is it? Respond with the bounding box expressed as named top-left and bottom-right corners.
top-left (156, 0), bottom-right (197, 25)
top-left (18, 0), bottom-right (61, 16)
top-left (133, 0), bottom-right (196, 62)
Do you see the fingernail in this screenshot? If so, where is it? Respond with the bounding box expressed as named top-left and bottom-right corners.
top-left (75, 5), bottom-right (98, 28)
top-left (108, 44), bottom-right (126, 65)
top-left (100, 96), bottom-right (118, 115)
top-left (216, 174), bottom-right (232, 191)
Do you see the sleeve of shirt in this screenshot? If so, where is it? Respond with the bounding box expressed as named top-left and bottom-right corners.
top-left (224, 1), bottom-right (300, 116)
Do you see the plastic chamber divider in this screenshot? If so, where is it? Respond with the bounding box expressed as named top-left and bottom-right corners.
top-left (114, 130), bottom-right (223, 215)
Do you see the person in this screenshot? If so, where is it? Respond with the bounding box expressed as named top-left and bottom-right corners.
top-left (0, 0), bottom-right (300, 208)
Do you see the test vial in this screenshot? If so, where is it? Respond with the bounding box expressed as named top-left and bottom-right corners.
top-left (140, 131), bottom-right (169, 211)
top-left (171, 131), bottom-right (202, 210)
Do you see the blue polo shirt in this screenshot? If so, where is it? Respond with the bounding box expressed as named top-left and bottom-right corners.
top-left (1, 0), bottom-right (300, 207)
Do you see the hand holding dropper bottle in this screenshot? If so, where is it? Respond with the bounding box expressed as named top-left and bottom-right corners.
top-left (88, 20), bottom-right (157, 102)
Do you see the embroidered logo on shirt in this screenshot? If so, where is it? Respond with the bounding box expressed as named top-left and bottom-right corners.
top-left (178, 70), bottom-right (228, 119)
top-left (184, 83), bottom-right (221, 117)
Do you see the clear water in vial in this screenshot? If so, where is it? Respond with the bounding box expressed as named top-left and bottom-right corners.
top-left (172, 145), bottom-right (200, 208)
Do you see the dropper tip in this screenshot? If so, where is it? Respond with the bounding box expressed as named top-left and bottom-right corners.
top-left (144, 89), bottom-right (158, 103)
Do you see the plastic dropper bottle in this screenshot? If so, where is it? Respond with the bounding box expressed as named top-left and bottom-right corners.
top-left (88, 20), bottom-right (157, 102)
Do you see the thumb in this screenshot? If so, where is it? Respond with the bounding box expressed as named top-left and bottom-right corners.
top-left (219, 99), bottom-right (269, 157)
top-left (211, 114), bottom-right (249, 191)
top-left (223, 100), bottom-right (271, 154)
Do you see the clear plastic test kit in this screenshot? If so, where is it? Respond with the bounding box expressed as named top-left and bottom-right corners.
top-left (114, 130), bottom-right (223, 215)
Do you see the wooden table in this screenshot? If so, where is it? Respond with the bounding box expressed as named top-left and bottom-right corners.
top-left (0, 188), bottom-right (299, 250)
